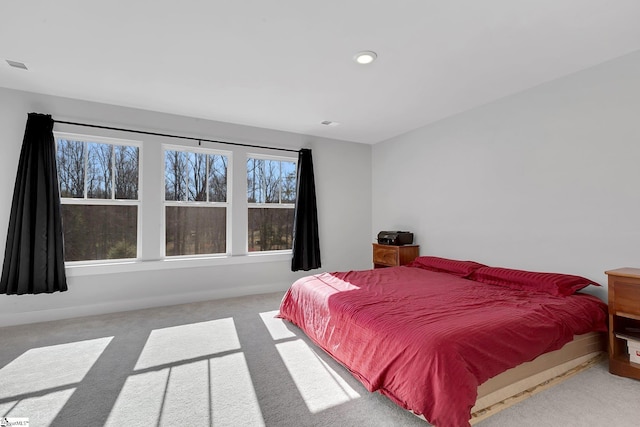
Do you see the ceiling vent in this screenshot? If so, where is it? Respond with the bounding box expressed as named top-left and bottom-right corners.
top-left (6, 60), bottom-right (28, 70)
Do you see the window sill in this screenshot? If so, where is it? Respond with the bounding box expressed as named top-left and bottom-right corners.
top-left (65, 252), bottom-right (292, 277)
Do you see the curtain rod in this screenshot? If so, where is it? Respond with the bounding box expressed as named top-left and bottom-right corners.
top-left (53, 119), bottom-right (301, 153)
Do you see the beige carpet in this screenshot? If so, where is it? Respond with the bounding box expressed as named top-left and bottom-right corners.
top-left (0, 292), bottom-right (638, 427)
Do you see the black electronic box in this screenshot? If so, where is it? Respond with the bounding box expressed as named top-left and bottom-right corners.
top-left (377, 231), bottom-right (414, 246)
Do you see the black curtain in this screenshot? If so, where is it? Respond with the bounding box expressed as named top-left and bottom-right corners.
top-left (1, 113), bottom-right (68, 294)
top-left (291, 148), bottom-right (321, 271)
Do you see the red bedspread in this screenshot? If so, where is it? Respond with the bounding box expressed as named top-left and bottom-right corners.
top-left (278, 266), bottom-right (607, 427)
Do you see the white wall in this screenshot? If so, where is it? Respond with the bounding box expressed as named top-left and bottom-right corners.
top-left (0, 87), bottom-right (372, 326)
top-left (373, 50), bottom-right (640, 301)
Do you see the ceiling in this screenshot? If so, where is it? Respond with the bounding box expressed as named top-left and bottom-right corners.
top-left (2, 1), bottom-right (640, 144)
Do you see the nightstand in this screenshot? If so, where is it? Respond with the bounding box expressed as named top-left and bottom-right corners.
top-left (605, 268), bottom-right (640, 380)
top-left (372, 243), bottom-right (419, 268)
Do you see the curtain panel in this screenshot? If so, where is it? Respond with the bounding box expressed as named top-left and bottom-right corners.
top-left (291, 148), bottom-right (321, 271)
top-left (0, 113), bottom-right (68, 294)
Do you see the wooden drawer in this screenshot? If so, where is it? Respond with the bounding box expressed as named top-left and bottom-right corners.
top-left (373, 245), bottom-right (398, 266)
top-left (612, 281), bottom-right (640, 317)
top-left (372, 243), bottom-right (419, 268)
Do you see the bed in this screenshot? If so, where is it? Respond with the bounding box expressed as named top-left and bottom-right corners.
top-left (278, 257), bottom-right (608, 427)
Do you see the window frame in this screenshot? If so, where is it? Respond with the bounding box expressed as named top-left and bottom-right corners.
top-left (162, 144), bottom-right (233, 259)
top-left (246, 152), bottom-right (297, 253)
top-left (54, 131), bottom-right (143, 265)
top-left (53, 130), bottom-right (297, 277)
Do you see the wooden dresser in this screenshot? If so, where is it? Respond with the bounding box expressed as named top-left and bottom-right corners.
top-left (605, 268), bottom-right (640, 380)
top-left (372, 243), bottom-right (419, 268)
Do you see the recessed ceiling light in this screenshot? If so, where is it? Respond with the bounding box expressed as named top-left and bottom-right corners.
top-left (354, 51), bottom-right (377, 65)
top-left (320, 120), bottom-right (340, 127)
top-left (6, 59), bottom-right (28, 70)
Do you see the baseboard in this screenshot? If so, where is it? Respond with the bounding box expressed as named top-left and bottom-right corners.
top-left (0, 282), bottom-right (290, 327)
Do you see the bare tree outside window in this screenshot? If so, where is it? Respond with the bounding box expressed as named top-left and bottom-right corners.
top-left (56, 139), bottom-right (85, 198)
top-left (247, 157), bottom-right (296, 251)
top-left (115, 145), bottom-right (139, 199)
top-left (87, 142), bottom-right (113, 199)
top-left (209, 155), bottom-right (228, 202)
top-left (164, 149), bottom-right (229, 256)
top-left (55, 137), bottom-right (140, 262)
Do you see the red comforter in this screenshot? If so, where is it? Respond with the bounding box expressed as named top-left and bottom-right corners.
top-left (278, 266), bottom-right (607, 427)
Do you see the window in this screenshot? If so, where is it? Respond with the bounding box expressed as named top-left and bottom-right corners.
top-left (164, 147), bottom-right (230, 256)
top-left (55, 129), bottom-right (296, 271)
top-left (247, 155), bottom-right (296, 252)
top-left (55, 133), bottom-right (140, 262)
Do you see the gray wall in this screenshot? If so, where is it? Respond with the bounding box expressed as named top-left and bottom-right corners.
top-left (373, 50), bottom-right (640, 301)
top-left (0, 87), bottom-right (372, 326)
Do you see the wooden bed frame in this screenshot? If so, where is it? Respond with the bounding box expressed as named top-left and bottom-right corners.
top-left (411, 331), bottom-right (605, 424)
top-left (470, 331), bottom-right (606, 423)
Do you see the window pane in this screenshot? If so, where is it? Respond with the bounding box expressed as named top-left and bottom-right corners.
top-left (61, 205), bottom-right (137, 261)
top-left (56, 139), bottom-right (85, 198)
top-left (247, 158), bottom-right (296, 204)
top-left (166, 206), bottom-right (226, 256)
top-left (115, 145), bottom-right (139, 199)
top-left (281, 161), bottom-right (297, 203)
top-left (86, 142), bottom-right (113, 199)
top-left (247, 158), bottom-right (265, 203)
top-left (208, 154), bottom-right (227, 202)
top-left (188, 152), bottom-right (207, 201)
top-left (165, 150), bottom-right (188, 201)
top-left (262, 160), bottom-right (280, 203)
top-left (248, 208), bottom-right (294, 251)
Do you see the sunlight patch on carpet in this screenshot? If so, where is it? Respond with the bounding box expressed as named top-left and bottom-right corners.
top-left (259, 310), bottom-right (296, 340)
top-left (276, 339), bottom-right (360, 413)
top-left (134, 318), bottom-right (240, 370)
top-left (0, 389), bottom-right (75, 426)
top-left (0, 337), bottom-right (112, 399)
top-left (104, 369), bottom-right (168, 426)
top-left (208, 353), bottom-right (265, 426)
top-left (105, 354), bottom-right (264, 426)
